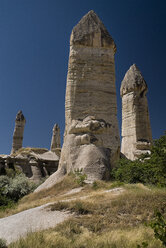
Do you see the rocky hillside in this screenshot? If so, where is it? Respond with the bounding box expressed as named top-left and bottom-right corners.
top-left (0, 174), bottom-right (166, 248)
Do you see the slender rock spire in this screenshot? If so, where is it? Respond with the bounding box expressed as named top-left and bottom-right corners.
top-left (11, 110), bottom-right (26, 154)
top-left (50, 124), bottom-right (61, 152)
top-left (121, 64), bottom-right (152, 160)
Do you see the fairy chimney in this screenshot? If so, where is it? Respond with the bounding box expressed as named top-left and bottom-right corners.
top-left (50, 124), bottom-right (61, 152)
top-left (120, 64), bottom-right (152, 160)
top-left (36, 10), bottom-right (121, 191)
top-left (58, 11), bottom-right (120, 180)
top-left (11, 110), bottom-right (26, 154)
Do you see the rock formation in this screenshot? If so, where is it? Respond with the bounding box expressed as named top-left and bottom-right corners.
top-left (11, 111), bottom-right (26, 154)
top-left (0, 148), bottom-right (59, 182)
top-left (36, 10), bottom-right (120, 191)
top-left (120, 64), bottom-right (152, 160)
top-left (50, 124), bottom-right (61, 152)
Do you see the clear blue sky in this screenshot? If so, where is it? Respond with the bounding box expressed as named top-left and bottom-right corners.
top-left (0, 0), bottom-right (165, 154)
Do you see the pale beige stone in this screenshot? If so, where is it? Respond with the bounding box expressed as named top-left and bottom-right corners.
top-left (60, 10), bottom-right (120, 178)
top-left (11, 111), bottom-right (26, 154)
top-left (37, 10), bottom-right (120, 191)
top-left (120, 64), bottom-right (152, 160)
top-left (50, 124), bottom-right (61, 152)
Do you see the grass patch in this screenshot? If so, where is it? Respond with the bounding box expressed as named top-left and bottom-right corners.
top-left (51, 200), bottom-right (92, 215)
top-left (92, 180), bottom-right (124, 190)
top-left (51, 186), bottom-right (166, 232)
top-left (9, 226), bottom-right (165, 248)
top-left (5, 183), bottom-right (166, 247)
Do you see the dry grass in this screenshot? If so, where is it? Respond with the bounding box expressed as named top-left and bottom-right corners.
top-left (51, 186), bottom-right (166, 232)
top-left (9, 225), bottom-right (164, 248)
top-left (3, 178), bottom-right (166, 248)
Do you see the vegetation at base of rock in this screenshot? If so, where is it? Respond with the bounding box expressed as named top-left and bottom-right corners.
top-left (73, 169), bottom-right (87, 186)
top-left (0, 174), bottom-right (80, 218)
top-left (0, 174), bottom-right (37, 209)
top-left (0, 238), bottom-right (7, 248)
top-left (112, 132), bottom-right (166, 186)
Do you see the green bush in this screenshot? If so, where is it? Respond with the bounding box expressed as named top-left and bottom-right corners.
top-left (3, 174), bottom-right (35, 201)
top-left (0, 174), bottom-right (36, 206)
top-left (112, 132), bottom-right (166, 186)
top-left (0, 175), bottom-right (10, 188)
top-left (0, 238), bottom-right (7, 248)
top-left (149, 210), bottom-right (166, 246)
top-left (74, 169), bottom-right (87, 186)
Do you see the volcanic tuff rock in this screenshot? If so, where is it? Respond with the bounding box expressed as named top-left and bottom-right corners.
top-left (11, 111), bottom-right (26, 154)
top-left (50, 124), bottom-right (61, 152)
top-left (36, 10), bottom-right (120, 191)
top-left (120, 64), bottom-right (152, 160)
top-left (0, 148), bottom-right (59, 182)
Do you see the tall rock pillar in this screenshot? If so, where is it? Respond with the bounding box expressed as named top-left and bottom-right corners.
top-left (50, 124), bottom-right (61, 152)
top-left (11, 111), bottom-right (26, 154)
top-left (59, 10), bottom-right (120, 181)
top-left (120, 64), bottom-right (152, 160)
top-left (35, 10), bottom-right (120, 191)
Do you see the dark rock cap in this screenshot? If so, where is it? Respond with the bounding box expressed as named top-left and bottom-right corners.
top-left (120, 64), bottom-right (147, 96)
top-left (70, 10), bottom-right (116, 51)
top-left (16, 110), bottom-right (26, 122)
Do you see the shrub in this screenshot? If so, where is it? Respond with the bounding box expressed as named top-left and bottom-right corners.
top-left (0, 174), bottom-right (36, 205)
top-left (3, 174), bottom-right (35, 201)
top-left (0, 192), bottom-right (13, 208)
top-left (5, 166), bottom-right (22, 178)
top-left (137, 242), bottom-right (148, 248)
top-left (0, 238), bottom-right (7, 248)
top-left (149, 209), bottom-right (166, 246)
top-left (112, 132), bottom-right (166, 186)
top-left (0, 175), bottom-right (10, 188)
top-left (74, 169), bottom-right (87, 186)
top-left (92, 181), bottom-right (98, 190)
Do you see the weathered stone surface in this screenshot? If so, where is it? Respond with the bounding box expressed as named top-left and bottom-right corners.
top-left (37, 10), bottom-right (120, 190)
top-left (50, 124), bottom-right (61, 152)
top-left (0, 148), bottom-right (60, 182)
top-left (60, 10), bottom-right (120, 180)
top-left (120, 64), bottom-right (152, 160)
top-left (11, 111), bottom-right (26, 154)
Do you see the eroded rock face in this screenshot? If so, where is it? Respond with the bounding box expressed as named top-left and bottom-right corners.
top-left (59, 10), bottom-right (120, 181)
top-left (36, 10), bottom-right (120, 191)
top-left (0, 148), bottom-right (59, 182)
top-left (120, 64), bottom-right (152, 160)
top-left (11, 111), bottom-right (26, 154)
top-left (50, 124), bottom-right (61, 152)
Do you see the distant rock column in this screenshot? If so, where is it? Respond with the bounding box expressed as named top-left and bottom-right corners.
top-left (120, 64), bottom-right (152, 160)
top-left (50, 124), bottom-right (61, 152)
top-left (59, 10), bottom-right (120, 181)
top-left (11, 111), bottom-right (26, 154)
